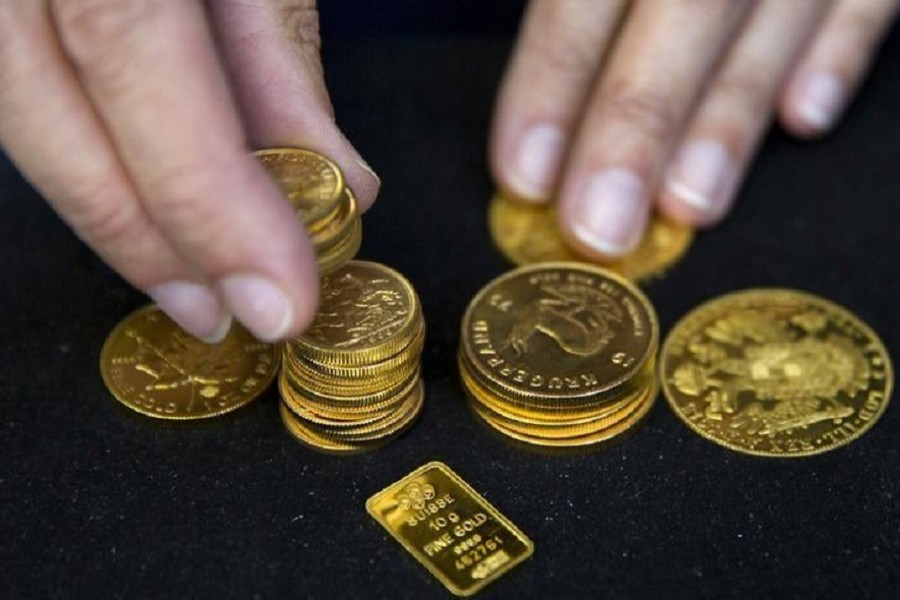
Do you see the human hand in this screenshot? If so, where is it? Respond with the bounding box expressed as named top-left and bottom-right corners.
top-left (0, 0), bottom-right (379, 342)
top-left (490, 0), bottom-right (897, 258)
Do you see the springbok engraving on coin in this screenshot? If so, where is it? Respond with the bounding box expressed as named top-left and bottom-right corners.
top-left (505, 283), bottom-right (624, 356)
top-left (671, 309), bottom-right (870, 436)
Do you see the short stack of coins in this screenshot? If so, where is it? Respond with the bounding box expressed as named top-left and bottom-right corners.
top-left (255, 148), bottom-right (362, 274)
top-left (458, 263), bottom-right (659, 448)
top-left (279, 261), bottom-right (426, 452)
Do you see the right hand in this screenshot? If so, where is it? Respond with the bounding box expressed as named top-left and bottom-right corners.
top-left (0, 0), bottom-right (379, 342)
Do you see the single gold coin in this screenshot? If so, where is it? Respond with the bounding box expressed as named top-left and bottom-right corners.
top-left (254, 147), bottom-right (344, 227)
top-left (461, 263), bottom-right (659, 406)
top-left (100, 305), bottom-right (278, 420)
top-left (660, 289), bottom-right (894, 457)
top-left (298, 261), bottom-right (422, 365)
top-left (489, 191), bottom-right (693, 282)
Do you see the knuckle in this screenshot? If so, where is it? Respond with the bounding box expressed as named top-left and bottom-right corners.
top-left (599, 82), bottom-right (680, 141)
top-left (70, 189), bottom-right (152, 251)
top-left (52, 0), bottom-right (156, 69)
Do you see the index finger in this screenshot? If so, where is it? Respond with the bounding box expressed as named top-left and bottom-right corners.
top-left (51, 0), bottom-right (320, 342)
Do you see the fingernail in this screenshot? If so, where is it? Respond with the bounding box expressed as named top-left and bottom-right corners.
top-left (796, 72), bottom-right (845, 131)
top-left (666, 140), bottom-right (737, 218)
top-left (508, 124), bottom-right (564, 200)
top-left (219, 274), bottom-right (293, 342)
top-left (355, 157), bottom-right (381, 187)
top-left (147, 281), bottom-right (231, 341)
top-left (568, 169), bottom-right (647, 256)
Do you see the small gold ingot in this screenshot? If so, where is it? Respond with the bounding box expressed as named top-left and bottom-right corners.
top-left (366, 462), bottom-right (534, 597)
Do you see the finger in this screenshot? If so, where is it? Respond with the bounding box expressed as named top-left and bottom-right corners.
top-left (780, 0), bottom-right (900, 138)
top-left (558, 0), bottom-right (751, 258)
top-left (208, 0), bottom-right (380, 210)
top-left (0, 2), bottom-right (228, 341)
top-left (661, 0), bottom-right (828, 225)
top-left (51, 0), bottom-right (319, 342)
top-left (489, 0), bottom-right (628, 202)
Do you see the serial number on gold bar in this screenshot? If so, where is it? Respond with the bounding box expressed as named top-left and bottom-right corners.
top-left (366, 461), bottom-right (534, 597)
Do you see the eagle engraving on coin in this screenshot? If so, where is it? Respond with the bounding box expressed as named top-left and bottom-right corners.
top-left (305, 271), bottom-right (409, 348)
top-left (671, 309), bottom-right (870, 436)
top-left (506, 283), bottom-right (624, 356)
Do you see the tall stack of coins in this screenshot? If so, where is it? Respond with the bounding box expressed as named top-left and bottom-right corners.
top-left (279, 261), bottom-right (427, 453)
top-left (255, 148), bottom-right (362, 275)
top-left (489, 191), bottom-right (693, 283)
top-left (458, 263), bottom-right (659, 448)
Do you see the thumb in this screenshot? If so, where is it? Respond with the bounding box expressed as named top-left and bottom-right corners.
top-left (209, 0), bottom-right (380, 210)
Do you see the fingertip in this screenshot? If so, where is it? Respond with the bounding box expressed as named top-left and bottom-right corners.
top-left (491, 122), bottom-right (565, 203)
top-left (147, 281), bottom-right (231, 341)
top-left (779, 71), bottom-right (846, 139)
top-left (558, 168), bottom-right (649, 259)
top-left (218, 268), bottom-right (319, 343)
top-left (660, 139), bottom-right (738, 227)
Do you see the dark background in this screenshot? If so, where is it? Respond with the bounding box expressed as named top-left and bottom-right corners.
top-left (3, 3), bottom-right (900, 599)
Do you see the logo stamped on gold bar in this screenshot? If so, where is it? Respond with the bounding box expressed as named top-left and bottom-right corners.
top-left (366, 461), bottom-right (534, 596)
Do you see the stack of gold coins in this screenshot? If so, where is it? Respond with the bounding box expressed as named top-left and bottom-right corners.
top-left (458, 263), bottom-right (659, 448)
top-left (255, 148), bottom-right (362, 274)
top-left (279, 260), bottom-right (427, 453)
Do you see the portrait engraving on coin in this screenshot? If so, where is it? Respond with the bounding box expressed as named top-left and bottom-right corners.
top-left (661, 290), bottom-right (893, 456)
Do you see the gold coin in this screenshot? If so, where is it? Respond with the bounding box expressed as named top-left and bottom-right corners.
top-left (460, 263), bottom-right (659, 406)
top-left (279, 402), bottom-right (359, 453)
top-left (489, 191), bottom-right (693, 282)
top-left (474, 378), bottom-right (658, 448)
top-left (286, 321), bottom-right (425, 381)
top-left (100, 305), bottom-right (278, 420)
top-left (255, 147), bottom-right (345, 227)
top-left (660, 289), bottom-right (894, 457)
top-left (459, 352), bottom-right (654, 424)
top-left (298, 261), bottom-right (423, 365)
top-left (316, 215), bottom-right (363, 276)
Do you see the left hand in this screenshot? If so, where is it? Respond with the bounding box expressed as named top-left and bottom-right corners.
top-left (490, 0), bottom-right (898, 258)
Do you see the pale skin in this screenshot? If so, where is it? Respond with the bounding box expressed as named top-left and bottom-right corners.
top-left (0, 1), bottom-right (896, 342)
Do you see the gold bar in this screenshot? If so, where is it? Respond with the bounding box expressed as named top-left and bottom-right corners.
top-left (366, 461), bottom-right (534, 596)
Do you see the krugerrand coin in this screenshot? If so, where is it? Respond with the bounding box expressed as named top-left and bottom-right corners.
top-left (489, 191), bottom-right (693, 282)
top-left (100, 305), bottom-right (279, 420)
top-left (660, 289), bottom-right (894, 457)
top-left (459, 262), bottom-right (660, 447)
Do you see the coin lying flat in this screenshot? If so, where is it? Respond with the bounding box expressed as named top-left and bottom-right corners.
top-left (489, 191), bottom-right (693, 282)
top-left (660, 289), bottom-right (894, 457)
top-left (100, 305), bottom-right (278, 419)
top-left (461, 262), bottom-right (658, 405)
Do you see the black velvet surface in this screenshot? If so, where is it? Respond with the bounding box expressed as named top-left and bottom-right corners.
top-left (3, 32), bottom-right (900, 600)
